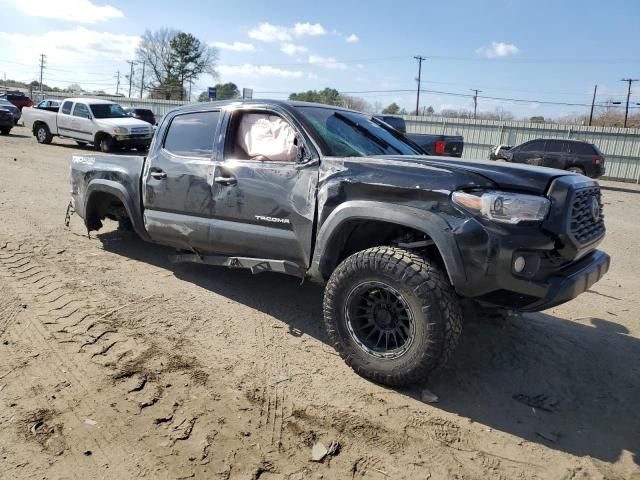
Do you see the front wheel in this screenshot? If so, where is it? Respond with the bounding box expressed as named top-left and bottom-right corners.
top-left (98, 135), bottom-right (114, 153)
top-left (323, 246), bottom-right (462, 386)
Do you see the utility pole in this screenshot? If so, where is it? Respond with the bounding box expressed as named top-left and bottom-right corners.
top-left (114, 70), bottom-right (121, 95)
top-left (139, 61), bottom-right (145, 99)
top-left (126, 60), bottom-right (135, 98)
top-left (470, 88), bottom-right (482, 119)
top-left (38, 54), bottom-right (47, 94)
top-left (588, 84), bottom-right (597, 127)
top-left (413, 55), bottom-right (426, 115)
top-left (621, 78), bottom-right (638, 128)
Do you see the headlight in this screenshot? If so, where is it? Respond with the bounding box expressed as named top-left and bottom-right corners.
top-left (113, 127), bottom-right (128, 134)
top-left (452, 191), bottom-right (550, 224)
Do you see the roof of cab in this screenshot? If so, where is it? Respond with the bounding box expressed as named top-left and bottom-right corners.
top-left (163, 98), bottom-right (360, 116)
top-left (64, 98), bottom-right (118, 105)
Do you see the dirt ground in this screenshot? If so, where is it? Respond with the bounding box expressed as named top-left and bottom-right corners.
top-left (0, 125), bottom-right (638, 480)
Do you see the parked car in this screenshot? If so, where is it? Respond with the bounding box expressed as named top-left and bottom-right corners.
top-left (22, 98), bottom-right (154, 152)
top-left (406, 133), bottom-right (464, 157)
top-left (0, 99), bottom-right (21, 124)
top-left (489, 144), bottom-right (513, 160)
top-left (34, 99), bottom-right (62, 112)
top-left (125, 107), bottom-right (156, 125)
top-left (0, 107), bottom-right (14, 134)
top-left (0, 92), bottom-right (33, 111)
top-left (69, 99), bottom-right (609, 386)
top-left (501, 139), bottom-right (605, 178)
top-left (372, 116), bottom-right (464, 157)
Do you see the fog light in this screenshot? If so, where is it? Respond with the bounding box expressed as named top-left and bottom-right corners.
top-left (513, 256), bottom-right (526, 273)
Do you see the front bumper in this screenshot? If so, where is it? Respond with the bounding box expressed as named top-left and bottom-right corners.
top-left (113, 134), bottom-right (152, 147)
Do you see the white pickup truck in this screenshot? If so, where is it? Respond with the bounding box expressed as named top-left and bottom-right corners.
top-left (22, 98), bottom-right (154, 152)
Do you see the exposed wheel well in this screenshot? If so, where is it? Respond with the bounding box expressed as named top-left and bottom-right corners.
top-left (32, 121), bottom-right (47, 134)
top-left (319, 219), bottom-right (447, 282)
top-left (85, 191), bottom-right (130, 231)
top-left (94, 131), bottom-right (110, 144)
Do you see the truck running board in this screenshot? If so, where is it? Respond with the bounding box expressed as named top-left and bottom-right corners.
top-left (168, 253), bottom-right (305, 277)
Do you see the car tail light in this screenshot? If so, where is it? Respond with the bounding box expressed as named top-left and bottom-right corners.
top-left (435, 139), bottom-right (445, 155)
top-left (592, 156), bottom-right (602, 165)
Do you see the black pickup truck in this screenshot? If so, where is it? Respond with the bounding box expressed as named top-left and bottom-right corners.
top-left (70, 100), bottom-right (610, 386)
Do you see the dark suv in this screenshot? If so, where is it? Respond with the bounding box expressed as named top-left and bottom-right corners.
top-left (502, 139), bottom-right (605, 178)
top-left (125, 107), bottom-right (156, 125)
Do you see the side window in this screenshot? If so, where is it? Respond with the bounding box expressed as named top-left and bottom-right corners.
top-left (37, 100), bottom-right (46, 108)
top-left (163, 110), bottom-right (220, 158)
top-left (61, 101), bottom-right (73, 115)
top-left (545, 140), bottom-right (566, 153)
top-left (228, 112), bottom-right (297, 162)
top-left (520, 140), bottom-right (545, 152)
top-left (570, 143), bottom-right (596, 155)
top-left (72, 103), bottom-right (90, 118)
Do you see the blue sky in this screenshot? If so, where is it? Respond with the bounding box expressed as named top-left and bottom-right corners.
top-left (0, 0), bottom-right (639, 118)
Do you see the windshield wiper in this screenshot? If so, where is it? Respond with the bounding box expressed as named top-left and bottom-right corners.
top-left (333, 112), bottom-right (402, 154)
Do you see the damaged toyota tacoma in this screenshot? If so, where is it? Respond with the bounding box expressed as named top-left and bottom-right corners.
top-left (69, 100), bottom-right (610, 386)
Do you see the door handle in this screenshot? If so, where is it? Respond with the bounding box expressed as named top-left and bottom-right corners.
top-left (150, 170), bottom-right (167, 180)
top-left (214, 175), bottom-right (237, 186)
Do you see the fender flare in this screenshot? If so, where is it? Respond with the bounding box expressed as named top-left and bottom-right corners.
top-left (308, 200), bottom-right (467, 288)
top-left (84, 180), bottom-right (151, 241)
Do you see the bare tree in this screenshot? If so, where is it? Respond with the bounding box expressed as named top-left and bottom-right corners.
top-left (341, 95), bottom-right (371, 112)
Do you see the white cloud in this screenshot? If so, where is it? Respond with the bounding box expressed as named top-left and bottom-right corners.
top-left (248, 22), bottom-right (291, 42)
top-left (218, 64), bottom-right (303, 78)
top-left (13, 0), bottom-right (124, 23)
top-left (211, 41), bottom-right (256, 52)
top-left (475, 41), bottom-right (519, 59)
top-left (248, 21), bottom-right (328, 43)
top-left (292, 22), bottom-right (327, 36)
top-left (308, 54), bottom-right (347, 70)
top-left (0, 27), bottom-right (139, 64)
top-left (280, 43), bottom-right (308, 56)
top-left (307, 72), bottom-right (320, 80)
top-left (345, 33), bottom-right (359, 43)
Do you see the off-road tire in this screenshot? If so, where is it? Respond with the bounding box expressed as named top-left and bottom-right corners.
top-left (35, 124), bottom-right (53, 144)
top-left (323, 246), bottom-right (462, 386)
top-left (98, 135), bottom-right (114, 153)
top-left (567, 165), bottom-right (585, 175)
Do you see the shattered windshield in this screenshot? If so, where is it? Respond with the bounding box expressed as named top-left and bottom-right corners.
top-left (296, 106), bottom-right (421, 157)
top-left (89, 103), bottom-right (129, 119)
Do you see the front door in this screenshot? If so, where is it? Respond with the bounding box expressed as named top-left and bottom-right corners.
top-left (209, 108), bottom-right (319, 267)
top-left (515, 139), bottom-right (546, 165)
top-left (142, 109), bottom-right (221, 251)
top-left (70, 103), bottom-right (94, 142)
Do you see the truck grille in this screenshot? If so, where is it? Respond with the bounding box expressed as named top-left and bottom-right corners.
top-left (570, 186), bottom-right (605, 246)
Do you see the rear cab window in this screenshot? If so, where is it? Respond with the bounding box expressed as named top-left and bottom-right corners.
top-left (163, 110), bottom-right (220, 158)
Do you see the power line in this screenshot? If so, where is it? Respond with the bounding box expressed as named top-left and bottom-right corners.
top-left (413, 56), bottom-right (426, 115)
top-left (621, 78), bottom-right (639, 128)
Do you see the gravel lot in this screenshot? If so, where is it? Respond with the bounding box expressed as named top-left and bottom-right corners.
top-left (1, 125), bottom-right (639, 479)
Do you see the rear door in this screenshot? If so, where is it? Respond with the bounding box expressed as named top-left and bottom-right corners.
top-left (142, 109), bottom-right (221, 251)
top-left (57, 101), bottom-right (74, 136)
top-left (208, 107), bottom-right (319, 267)
top-left (543, 139), bottom-right (568, 169)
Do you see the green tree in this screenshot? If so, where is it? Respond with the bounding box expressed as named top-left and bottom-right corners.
top-left (381, 102), bottom-right (400, 114)
top-left (425, 105), bottom-right (435, 115)
top-left (198, 82), bottom-right (240, 102)
top-left (289, 88), bottom-right (341, 106)
top-left (136, 28), bottom-right (218, 100)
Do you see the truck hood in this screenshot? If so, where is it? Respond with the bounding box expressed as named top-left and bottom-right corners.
top-left (94, 117), bottom-right (152, 130)
top-left (370, 155), bottom-right (573, 194)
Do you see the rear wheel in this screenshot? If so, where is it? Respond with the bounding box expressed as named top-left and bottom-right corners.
top-left (35, 124), bottom-right (53, 144)
top-left (0, 128), bottom-right (10, 135)
top-left (567, 165), bottom-right (585, 175)
top-left (323, 246), bottom-right (462, 386)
